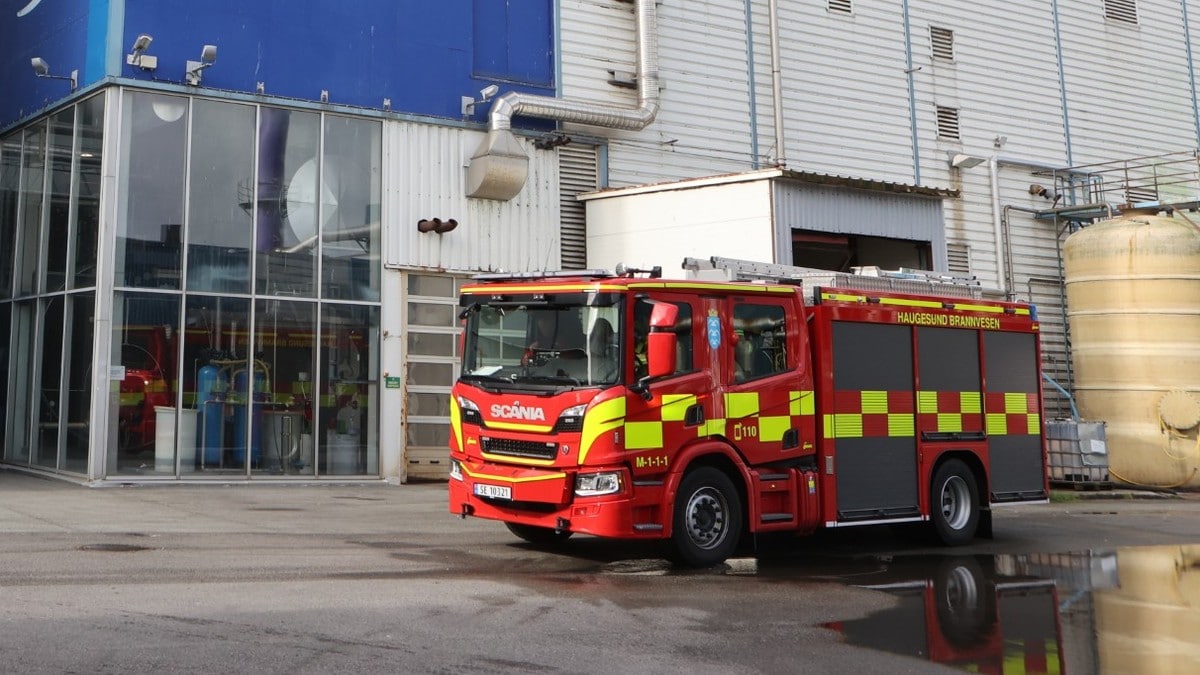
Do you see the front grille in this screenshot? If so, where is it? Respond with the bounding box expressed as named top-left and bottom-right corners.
top-left (482, 436), bottom-right (558, 460)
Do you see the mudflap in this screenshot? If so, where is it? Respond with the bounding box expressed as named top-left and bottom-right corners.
top-left (978, 508), bottom-right (993, 539)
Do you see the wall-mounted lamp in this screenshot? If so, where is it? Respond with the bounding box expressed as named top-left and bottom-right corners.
top-left (461, 84), bottom-right (501, 116)
top-left (417, 218), bottom-right (458, 234)
top-left (126, 34), bottom-right (157, 70)
top-left (948, 152), bottom-right (986, 169)
top-left (31, 57), bottom-right (77, 90)
top-left (184, 44), bottom-right (217, 86)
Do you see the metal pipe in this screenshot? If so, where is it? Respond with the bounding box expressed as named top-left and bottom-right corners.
top-left (744, 0), bottom-right (760, 168)
top-left (486, 0), bottom-right (659, 133)
top-left (1042, 372), bottom-right (1081, 421)
top-left (901, 0), bottom-right (920, 184)
top-left (989, 156), bottom-right (1008, 298)
top-left (767, 0), bottom-right (786, 167)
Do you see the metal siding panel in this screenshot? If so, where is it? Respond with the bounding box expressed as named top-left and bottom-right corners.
top-left (767, 1), bottom-right (917, 184)
top-left (1059, 0), bottom-right (1198, 163)
top-left (774, 182), bottom-right (946, 268)
top-left (384, 121), bottom-right (560, 273)
top-left (561, 0), bottom-right (756, 187)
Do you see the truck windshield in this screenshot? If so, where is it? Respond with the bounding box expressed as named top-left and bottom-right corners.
top-left (460, 300), bottom-right (623, 389)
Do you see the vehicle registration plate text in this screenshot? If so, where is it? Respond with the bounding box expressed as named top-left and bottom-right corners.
top-left (473, 483), bottom-right (512, 500)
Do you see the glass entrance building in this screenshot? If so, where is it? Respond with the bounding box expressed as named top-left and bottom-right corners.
top-left (1, 89), bottom-right (383, 479)
top-left (1, 1), bottom-right (561, 483)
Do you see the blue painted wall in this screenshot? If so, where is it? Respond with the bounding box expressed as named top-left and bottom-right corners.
top-left (1, 0), bottom-right (555, 130)
top-left (0, 0), bottom-right (104, 127)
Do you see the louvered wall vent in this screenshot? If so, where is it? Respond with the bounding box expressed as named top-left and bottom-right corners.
top-left (936, 106), bottom-right (961, 140)
top-left (930, 26), bottom-right (954, 61)
top-left (1103, 0), bottom-right (1138, 24)
top-left (947, 242), bottom-right (972, 277)
top-left (828, 0), bottom-right (852, 15)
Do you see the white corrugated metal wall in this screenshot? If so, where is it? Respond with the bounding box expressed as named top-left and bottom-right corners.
top-left (558, 0), bottom-right (1200, 417)
top-left (560, 0), bottom-right (757, 186)
top-left (382, 121), bottom-right (562, 274)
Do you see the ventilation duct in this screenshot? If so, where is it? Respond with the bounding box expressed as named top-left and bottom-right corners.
top-left (467, 0), bottom-right (660, 201)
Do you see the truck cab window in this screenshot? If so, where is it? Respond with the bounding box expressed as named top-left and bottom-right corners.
top-left (733, 302), bottom-right (787, 382)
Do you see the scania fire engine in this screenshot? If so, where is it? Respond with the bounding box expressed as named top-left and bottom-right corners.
top-left (448, 257), bottom-right (1049, 566)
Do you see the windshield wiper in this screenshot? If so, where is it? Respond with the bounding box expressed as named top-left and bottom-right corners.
top-left (458, 373), bottom-right (513, 392)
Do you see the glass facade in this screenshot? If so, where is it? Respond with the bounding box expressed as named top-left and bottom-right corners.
top-left (1, 95), bottom-right (103, 473)
top-left (2, 88), bottom-right (382, 480)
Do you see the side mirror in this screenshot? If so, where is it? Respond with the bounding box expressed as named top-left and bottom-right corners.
top-left (646, 302), bottom-right (678, 379)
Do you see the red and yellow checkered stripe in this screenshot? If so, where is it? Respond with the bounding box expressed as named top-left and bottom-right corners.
top-left (917, 390), bottom-right (983, 433)
top-left (823, 390), bottom-right (915, 438)
top-left (625, 390), bottom-right (815, 450)
top-left (985, 392), bottom-right (1041, 436)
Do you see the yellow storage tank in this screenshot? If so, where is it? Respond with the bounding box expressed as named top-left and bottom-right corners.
top-left (1063, 212), bottom-right (1200, 487)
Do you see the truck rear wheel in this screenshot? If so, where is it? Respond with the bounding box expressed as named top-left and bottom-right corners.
top-left (931, 459), bottom-right (980, 546)
top-left (505, 522), bottom-right (573, 546)
top-left (669, 467), bottom-right (743, 567)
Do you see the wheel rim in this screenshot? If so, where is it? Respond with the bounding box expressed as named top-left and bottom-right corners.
top-left (940, 475), bottom-right (972, 530)
top-left (941, 565), bottom-right (980, 616)
top-left (684, 487), bottom-right (728, 550)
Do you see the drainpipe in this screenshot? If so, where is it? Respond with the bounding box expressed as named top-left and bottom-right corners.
top-left (467, 0), bottom-right (661, 200)
top-left (989, 155), bottom-right (1009, 298)
top-left (768, 0), bottom-right (786, 167)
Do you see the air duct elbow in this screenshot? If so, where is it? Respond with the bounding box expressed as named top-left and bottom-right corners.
top-left (466, 128), bottom-right (529, 201)
top-left (467, 0), bottom-right (660, 201)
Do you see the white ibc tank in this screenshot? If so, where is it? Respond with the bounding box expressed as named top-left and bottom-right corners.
top-left (1063, 213), bottom-right (1200, 487)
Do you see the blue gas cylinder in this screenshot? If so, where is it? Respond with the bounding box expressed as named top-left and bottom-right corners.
top-left (196, 364), bottom-right (224, 466)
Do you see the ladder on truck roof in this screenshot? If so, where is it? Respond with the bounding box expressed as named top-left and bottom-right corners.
top-left (682, 256), bottom-right (991, 300)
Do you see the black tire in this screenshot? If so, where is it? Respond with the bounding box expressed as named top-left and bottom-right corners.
top-left (505, 522), bottom-right (573, 546)
top-left (930, 459), bottom-right (981, 546)
top-left (668, 467), bottom-right (744, 567)
top-left (933, 557), bottom-right (996, 648)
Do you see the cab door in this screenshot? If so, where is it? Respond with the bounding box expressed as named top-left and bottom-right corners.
top-left (722, 295), bottom-right (813, 466)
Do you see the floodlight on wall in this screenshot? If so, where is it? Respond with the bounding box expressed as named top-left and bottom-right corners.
top-left (948, 152), bottom-right (986, 169)
top-left (461, 84), bottom-right (501, 116)
top-left (126, 33), bottom-right (157, 71)
top-left (184, 44), bottom-right (217, 86)
top-left (31, 57), bottom-right (77, 90)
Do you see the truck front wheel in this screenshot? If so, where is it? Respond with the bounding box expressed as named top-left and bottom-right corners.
top-left (668, 467), bottom-right (743, 567)
top-left (931, 459), bottom-right (980, 546)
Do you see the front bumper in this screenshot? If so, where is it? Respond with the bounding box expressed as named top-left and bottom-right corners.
top-left (448, 458), bottom-right (663, 539)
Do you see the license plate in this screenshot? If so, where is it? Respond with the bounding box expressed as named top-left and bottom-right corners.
top-left (473, 483), bottom-right (512, 500)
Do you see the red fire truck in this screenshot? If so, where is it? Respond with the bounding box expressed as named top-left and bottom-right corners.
top-left (448, 257), bottom-right (1049, 566)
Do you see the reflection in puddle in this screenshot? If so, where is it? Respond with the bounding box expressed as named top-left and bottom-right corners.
top-left (815, 545), bottom-right (1200, 674)
top-left (827, 555), bottom-right (1064, 673)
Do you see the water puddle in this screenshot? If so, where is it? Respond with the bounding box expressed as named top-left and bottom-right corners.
top-left (795, 545), bottom-right (1200, 673)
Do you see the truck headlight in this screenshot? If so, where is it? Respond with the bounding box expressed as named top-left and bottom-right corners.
top-left (556, 403), bottom-right (587, 432)
top-left (457, 396), bottom-right (482, 425)
top-left (449, 459), bottom-right (464, 482)
top-left (575, 471), bottom-right (622, 496)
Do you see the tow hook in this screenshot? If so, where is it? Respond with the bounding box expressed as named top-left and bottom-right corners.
top-left (555, 517), bottom-right (570, 534)
top-left (460, 504), bottom-right (474, 519)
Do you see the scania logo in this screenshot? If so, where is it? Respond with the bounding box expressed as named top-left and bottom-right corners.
top-left (490, 402), bottom-right (546, 421)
